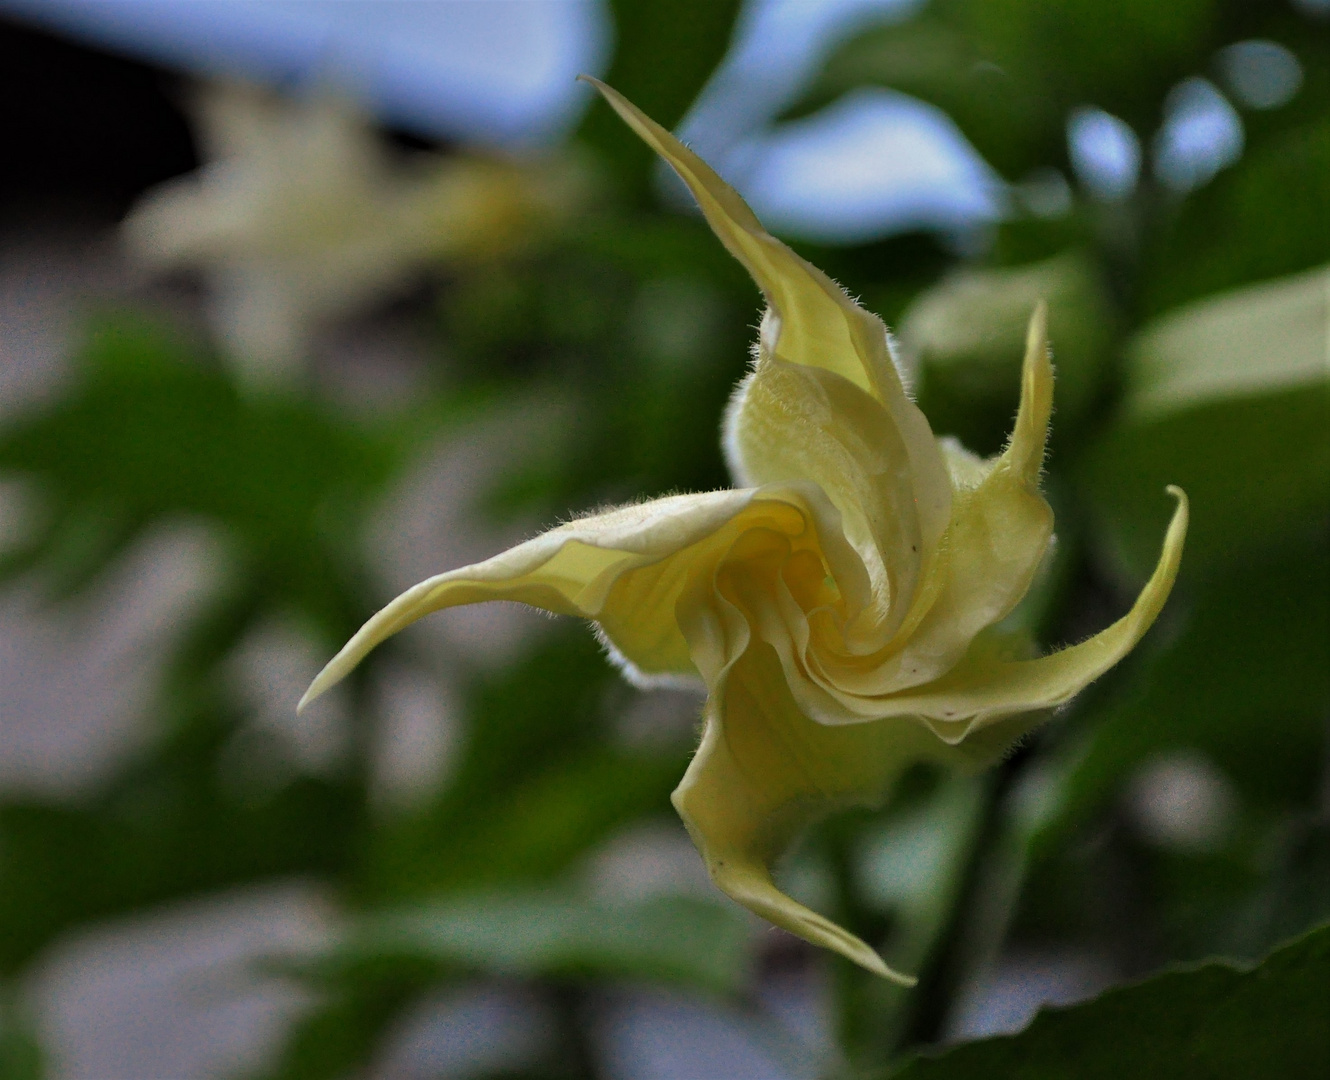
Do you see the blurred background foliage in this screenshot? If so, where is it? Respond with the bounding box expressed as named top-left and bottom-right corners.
top-left (0, 0), bottom-right (1326, 1077)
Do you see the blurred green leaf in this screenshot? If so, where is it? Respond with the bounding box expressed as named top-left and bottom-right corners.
top-left (0, 753), bottom-right (358, 973)
top-left (837, 776), bottom-right (990, 1064)
top-left (252, 974), bottom-right (426, 1080)
top-left (1125, 265), bottom-right (1329, 416)
top-left (1144, 118), bottom-right (1330, 316)
top-left (1045, 534), bottom-right (1328, 839)
top-left (1210, 8), bottom-right (1330, 156)
top-left (260, 892), bottom-right (749, 1080)
top-left (0, 999), bottom-right (44, 1080)
top-left (1078, 265), bottom-right (1330, 576)
top-left (0, 313), bottom-right (404, 634)
top-left (1019, 530), bottom-right (1329, 959)
top-left (889, 919), bottom-right (1330, 1078)
top-left (364, 628), bottom-right (689, 900)
top-left (899, 251), bottom-right (1115, 454)
top-left (437, 219), bottom-right (752, 521)
top-left (304, 892), bottom-right (750, 994)
top-left (787, 12), bottom-right (1062, 180)
top-left (958, 0), bottom-right (1218, 133)
top-left (791, 0), bottom-right (1219, 181)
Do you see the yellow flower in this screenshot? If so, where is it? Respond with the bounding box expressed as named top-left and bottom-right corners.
top-left (123, 83), bottom-right (576, 386)
top-left (300, 79), bottom-right (1187, 983)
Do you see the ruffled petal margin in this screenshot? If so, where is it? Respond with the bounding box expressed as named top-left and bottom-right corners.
top-left (299, 485), bottom-right (857, 711)
top-left (672, 638), bottom-right (945, 985)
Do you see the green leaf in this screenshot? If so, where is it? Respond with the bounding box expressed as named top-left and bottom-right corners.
top-left (787, 13), bottom-right (1062, 180)
top-left (1050, 534), bottom-right (1329, 829)
top-left (1021, 535), bottom-right (1329, 963)
top-left (0, 998), bottom-right (44, 1080)
top-left (260, 892), bottom-right (751, 1080)
top-left (791, 0), bottom-right (1219, 181)
top-left (889, 920), bottom-right (1330, 1078)
top-left (957, 0), bottom-right (1218, 134)
top-left (0, 772), bottom-right (358, 974)
top-left (250, 975), bottom-right (424, 1080)
top-left (305, 892), bottom-right (751, 995)
top-left (0, 313), bottom-right (403, 633)
top-left (1144, 118), bottom-right (1330, 316)
top-left (364, 628), bottom-right (690, 899)
top-left (1077, 265), bottom-right (1330, 576)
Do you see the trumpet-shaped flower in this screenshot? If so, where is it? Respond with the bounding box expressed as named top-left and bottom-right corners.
top-left (124, 82), bottom-right (577, 385)
top-left (300, 80), bottom-right (1187, 983)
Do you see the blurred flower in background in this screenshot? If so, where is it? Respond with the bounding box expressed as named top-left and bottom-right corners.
top-left (123, 82), bottom-right (582, 385)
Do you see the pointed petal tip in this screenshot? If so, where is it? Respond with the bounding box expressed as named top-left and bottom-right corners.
top-left (296, 669), bottom-right (332, 715)
top-left (1162, 483), bottom-right (1189, 550)
top-left (1023, 301), bottom-right (1053, 386)
top-left (792, 910), bottom-right (917, 984)
top-left (872, 957), bottom-right (919, 988)
top-left (298, 646), bottom-right (363, 715)
top-left (704, 856), bottom-right (916, 982)
top-left (577, 76), bottom-right (625, 116)
top-left (1003, 302), bottom-right (1054, 479)
top-left (770, 898), bottom-right (917, 984)
top-left (1027, 299), bottom-right (1049, 349)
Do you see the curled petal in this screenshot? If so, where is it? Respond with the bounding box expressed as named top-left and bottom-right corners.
top-left (882, 487), bottom-right (1189, 737)
top-left (672, 639), bottom-right (945, 985)
top-left (580, 77), bottom-right (952, 581)
top-left (299, 485), bottom-right (862, 710)
top-left (724, 357), bottom-right (924, 639)
top-left (584, 78), bottom-right (887, 400)
top-left (842, 306), bottom-right (1057, 696)
top-left (892, 306), bottom-right (1056, 673)
top-left (752, 309), bottom-right (1057, 720)
top-left (301, 490), bottom-right (740, 709)
top-left (303, 84), bottom-right (1192, 986)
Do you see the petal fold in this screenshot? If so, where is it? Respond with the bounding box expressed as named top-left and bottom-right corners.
top-left (580, 76), bottom-right (952, 577)
top-left (301, 490), bottom-right (750, 710)
top-left (881, 487), bottom-right (1188, 735)
top-left (672, 639), bottom-right (944, 984)
top-left (762, 309), bottom-right (1057, 717)
top-left (853, 305), bottom-right (1057, 690)
top-left (299, 485), bottom-right (862, 710)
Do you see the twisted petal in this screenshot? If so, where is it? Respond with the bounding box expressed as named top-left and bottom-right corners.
top-left (583, 77), bottom-right (952, 611)
top-left (299, 485), bottom-right (861, 710)
top-left (795, 307), bottom-right (1059, 714)
top-left (670, 488), bottom-right (1185, 979)
top-left (888, 486), bottom-right (1189, 740)
top-left (672, 639), bottom-right (944, 986)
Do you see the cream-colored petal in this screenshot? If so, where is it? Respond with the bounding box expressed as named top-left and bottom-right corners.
top-left (672, 638), bottom-right (951, 983)
top-left (900, 306), bottom-right (1055, 656)
top-left (584, 78), bottom-right (880, 398)
top-left (721, 357), bottom-right (926, 642)
top-left (300, 490), bottom-right (747, 710)
top-left (827, 307), bottom-right (1058, 701)
top-left (876, 487), bottom-right (1188, 732)
top-left (581, 77), bottom-right (952, 573)
top-left (300, 485), bottom-right (861, 711)
top-left (741, 309), bottom-right (1054, 723)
